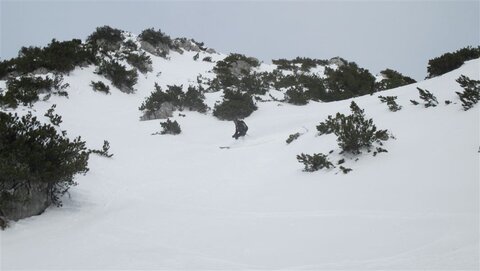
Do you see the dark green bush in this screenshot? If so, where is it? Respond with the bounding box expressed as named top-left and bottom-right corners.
top-left (140, 84), bottom-right (208, 116)
top-left (90, 81), bottom-right (110, 94)
top-left (183, 85), bottom-right (208, 113)
top-left (0, 111), bottom-right (89, 208)
top-left (96, 60), bottom-right (138, 93)
top-left (285, 85), bottom-right (309, 105)
top-left (126, 52), bottom-right (152, 74)
top-left (213, 89), bottom-right (257, 120)
top-left (237, 72), bottom-right (269, 95)
top-left (378, 95), bottom-right (402, 112)
top-left (44, 104), bottom-right (62, 126)
top-left (160, 119), bottom-right (181, 135)
top-left (416, 87), bottom-right (438, 107)
top-left (455, 75), bottom-right (480, 110)
top-left (273, 57), bottom-right (327, 72)
top-left (286, 132), bottom-right (301, 144)
top-left (0, 39), bottom-right (95, 78)
top-left (89, 140), bottom-right (113, 158)
top-left (87, 25), bottom-right (124, 52)
top-left (316, 101), bottom-right (390, 154)
top-left (324, 61), bottom-right (375, 97)
top-left (0, 75), bottom-right (69, 108)
top-left (427, 46), bottom-right (480, 78)
top-left (202, 56), bottom-right (213, 62)
top-left (375, 69), bottom-right (416, 91)
top-left (138, 28), bottom-right (173, 48)
top-left (297, 153), bottom-right (334, 172)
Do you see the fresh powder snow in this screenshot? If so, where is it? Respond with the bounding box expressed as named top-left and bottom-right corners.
top-left (0, 47), bottom-right (478, 270)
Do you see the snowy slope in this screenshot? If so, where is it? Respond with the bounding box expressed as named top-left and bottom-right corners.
top-left (0, 47), bottom-right (478, 270)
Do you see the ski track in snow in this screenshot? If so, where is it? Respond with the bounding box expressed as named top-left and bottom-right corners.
top-left (1, 49), bottom-right (479, 270)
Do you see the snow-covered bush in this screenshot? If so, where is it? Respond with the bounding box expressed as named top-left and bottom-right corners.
top-left (297, 153), bottom-right (334, 172)
top-left (0, 111), bottom-right (89, 223)
top-left (455, 75), bottom-right (479, 111)
top-left (316, 101), bottom-right (390, 154)
top-left (213, 89), bottom-right (257, 120)
top-left (0, 75), bottom-right (69, 108)
top-left (378, 95), bottom-right (402, 112)
top-left (96, 60), bottom-right (138, 93)
top-left (90, 81), bottom-right (110, 94)
top-left (160, 119), bottom-right (181, 135)
top-left (416, 87), bottom-right (438, 107)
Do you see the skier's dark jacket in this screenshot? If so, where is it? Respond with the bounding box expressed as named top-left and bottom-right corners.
top-left (233, 120), bottom-right (248, 139)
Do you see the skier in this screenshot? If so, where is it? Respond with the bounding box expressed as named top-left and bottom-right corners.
top-left (232, 119), bottom-right (248, 140)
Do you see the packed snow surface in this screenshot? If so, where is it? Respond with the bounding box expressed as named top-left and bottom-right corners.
top-left (1, 51), bottom-right (479, 270)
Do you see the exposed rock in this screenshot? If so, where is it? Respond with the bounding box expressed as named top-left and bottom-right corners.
top-left (206, 48), bottom-right (216, 54)
top-left (328, 57), bottom-right (347, 67)
top-left (96, 39), bottom-right (122, 52)
top-left (229, 60), bottom-right (255, 78)
top-left (140, 102), bottom-right (175, 121)
top-left (0, 181), bottom-right (51, 222)
top-left (140, 41), bottom-right (170, 58)
top-left (174, 38), bottom-right (201, 52)
top-left (32, 67), bottom-right (49, 75)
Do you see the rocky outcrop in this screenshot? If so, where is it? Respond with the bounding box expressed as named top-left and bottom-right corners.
top-left (328, 57), bottom-right (347, 67)
top-left (0, 182), bottom-right (51, 222)
top-left (140, 41), bottom-right (170, 58)
top-left (229, 59), bottom-right (257, 78)
top-left (140, 102), bottom-right (175, 121)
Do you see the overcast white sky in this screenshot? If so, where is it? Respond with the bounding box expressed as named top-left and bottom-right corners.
top-left (1, 0), bottom-right (479, 80)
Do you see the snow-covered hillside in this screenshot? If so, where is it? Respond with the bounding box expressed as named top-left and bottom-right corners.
top-left (1, 44), bottom-right (478, 269)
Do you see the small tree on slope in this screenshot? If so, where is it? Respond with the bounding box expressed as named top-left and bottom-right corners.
top-left (455, 75), bottom-right (480, 111)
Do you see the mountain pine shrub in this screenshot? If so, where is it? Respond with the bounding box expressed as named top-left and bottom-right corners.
top-left (0, 111), bottom-right (89, 213)
top-left (126, 52), bottom-right (152, 74)
top-left (455, 75), bottom-right (480, 111)
top-left (297, 153), bottom-right (334, 172)
top-left (213, 89), bottom-right (257, 120)
top-left (316, 101), bottom-right (390, 154)
top-left (44, 104), bottom-right (62, 126)
top-left (0, 75), bottom-right (69, 108)
top-left (138, 28), bottom-right (173, 50)
top-left (183, 85), bottom-right (209, 113)
top-left (324, 61), bottom-right (376, 97)
top-left (87, 25), bottom-right (124, 52)
top-left (160, 119), bottom-right (181, 135)
top-left (427, 46), bottom-right (480, 78)
top-left (285, 85), bottom-right (309, 105)
top-left (89, 140), bottom-right (113, 158)
top-left (90, 81), bottom-right (110, 94)
top-left (286, 132), bottom-right (301, 144)
top-left (96, 60), bottom-right (138, 93)
top-left (375, 69), bottom-right (416, 91)
top-left (1, 39), bottom-right (95, 78)
top-left (378, 95), bottom-right (402, 112)
top-left (416, 87), bottom-right (438, 107)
